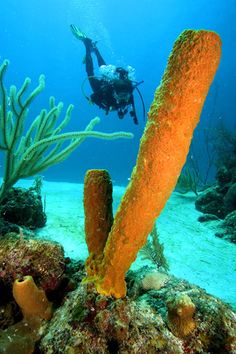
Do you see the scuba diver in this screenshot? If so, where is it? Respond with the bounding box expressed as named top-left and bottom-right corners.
top-left (70, 24), bottom-right (145, 125)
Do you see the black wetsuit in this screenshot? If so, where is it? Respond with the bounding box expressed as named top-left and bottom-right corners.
top-left (83, 39), bottom-right (138, 124)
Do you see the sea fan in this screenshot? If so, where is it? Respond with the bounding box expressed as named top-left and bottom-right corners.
top-left (140, 223), bottom-right (169, 271)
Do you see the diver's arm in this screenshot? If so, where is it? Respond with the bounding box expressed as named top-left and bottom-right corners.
top-left (130, 94), bottom-right (138, 125)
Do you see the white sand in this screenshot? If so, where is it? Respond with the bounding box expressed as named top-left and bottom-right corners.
top-left (16, 179), bottom-right (236, 309)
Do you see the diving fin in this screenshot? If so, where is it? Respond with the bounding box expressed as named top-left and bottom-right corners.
top-left (70, 24), bottom-right (87, 41)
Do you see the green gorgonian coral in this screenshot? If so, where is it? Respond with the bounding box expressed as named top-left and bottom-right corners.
top-left (0, 60), bottom-right (133, 201)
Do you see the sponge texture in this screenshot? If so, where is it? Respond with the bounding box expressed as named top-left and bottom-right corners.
top-left (84, 169), bottom-right (113, 276)
top-left (87, 30), bottom-right (221, 298)
top-left (13, 275), bottom-right (52, 320)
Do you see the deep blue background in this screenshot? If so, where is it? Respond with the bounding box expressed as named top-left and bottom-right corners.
top-left (1, 0), bottom-right (235, 186)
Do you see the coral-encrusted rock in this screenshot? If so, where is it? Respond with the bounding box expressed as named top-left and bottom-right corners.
top-left (39, 275), bottom-right (236, 354)
top-left (0, 219), bottom-right (19, 236)
top-left (0, 233), bottom-right (65, 292)
top-left (197, 213), bottom-right (220, 222)
top-left (0, 187), bottom-right (46, 230)
top-left (196, 162), bottom-right (236, 244)
top-left (195, 186), bottom-right (226, 218)
top-left (217, 166), bottom-right (232, 187)
top-left (40, 283), bottom-right (183, 353)
top-left (196, 162), bottom-right (236, 229)
top-left (223, 210), bottom-right (236, 229)
top-left (216, 210), bottom-right (236, 244)
top-left (224, 183), bottom-right (236, 213)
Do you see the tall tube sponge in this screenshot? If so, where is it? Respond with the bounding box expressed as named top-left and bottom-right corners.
top-left (84, 30), bottom-right (221, 298)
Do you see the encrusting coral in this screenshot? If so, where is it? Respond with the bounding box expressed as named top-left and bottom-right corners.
top-left (0, 233), bottom-right (65, 292)
top-left (39, 270), bottom-right (236, 353)
top-left (39, 282), bottom-right (184, 353)
top-left (83, 29), bottom-right (222, 298)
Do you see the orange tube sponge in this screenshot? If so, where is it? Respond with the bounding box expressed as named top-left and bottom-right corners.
top-left (87, 29), bottom-right (221, 298)
top-left (84, 169), bottom-right (113, 276)
top-left (13, 275), bottom-right (52, 320)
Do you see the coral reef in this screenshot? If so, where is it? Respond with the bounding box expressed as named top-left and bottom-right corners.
top-left (0, 218), bottom-right (19, 236)
top-left (196, 163), bottom-right (236, 243)
top-left (195, 164), bottom-right (236, 219)
top-left (39, 282), bottom-right (183, 353)
top-left (195, 184), bottom-right (226, 217)
top-left (216, 210), bottom-right (236, 243)
top-left (0, 233), bottom-right (65, 292)
top-left (83, 29), bottom-right (221, 298)
top-left (0, 249), bottom-right (234, 353)
top-left (0, 29), bottom-right (233, 354)
top-left (39, 269), bottom-right (236, 354)
top-left (0, 297), bottom-right (21, 330)
top-left (0, 186), bottom-right (46, 231)
top-left (0, 318), bottom-right (43, 354)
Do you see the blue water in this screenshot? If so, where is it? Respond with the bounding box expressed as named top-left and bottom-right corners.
top-left (1, 0), bottom-right (235, 186)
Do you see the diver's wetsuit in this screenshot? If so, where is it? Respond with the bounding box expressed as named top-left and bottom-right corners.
top-left (82, 38), bottom-right (138, 124)
top-left (83, 39), bottom-right (106, 92)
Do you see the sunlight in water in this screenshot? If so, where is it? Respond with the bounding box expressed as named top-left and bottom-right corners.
top-left (68, 0), bottom-right (112, 50)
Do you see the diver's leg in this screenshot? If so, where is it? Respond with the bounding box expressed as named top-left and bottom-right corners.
top-left (84, 40), bottom-right (94, 77)
top-left (70, 25), bottom-right (100, 92)
top-left (84, 42), bottom-right (102, 92)
top-left (71, 24), bottom-right (106, 67)
top-left (93, 47), bottom-right (106, 67)
top-left (83, 42), bottom-right (103, 92)
top-left (82, 37), bottom-right (106, 68)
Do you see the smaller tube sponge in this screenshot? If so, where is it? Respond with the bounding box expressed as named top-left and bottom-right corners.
top-left (84, 169), bottom-right (113, 276)
top-left (13, 275), bottom-right (52, 320)
top-left (167, 293), bottom-right (196, 338)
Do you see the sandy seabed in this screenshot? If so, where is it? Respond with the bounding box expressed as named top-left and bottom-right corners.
top-left (17, 179), bottom-right (236, 310)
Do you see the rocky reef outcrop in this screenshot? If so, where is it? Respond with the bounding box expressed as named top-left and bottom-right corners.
top-left (195, 164), bottom-right (236, 243)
